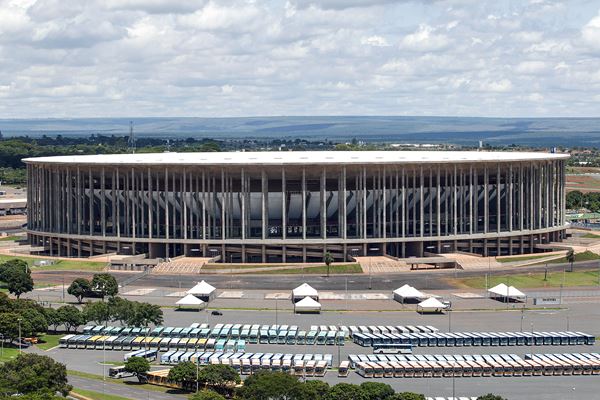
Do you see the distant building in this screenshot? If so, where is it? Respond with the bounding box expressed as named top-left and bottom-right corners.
top-left (24, 151), bottom-right (568, 261)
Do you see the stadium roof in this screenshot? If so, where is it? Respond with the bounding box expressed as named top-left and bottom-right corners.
top-left (23, 150), bottom-right (568, 166)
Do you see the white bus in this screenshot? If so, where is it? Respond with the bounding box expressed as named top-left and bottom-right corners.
top-left (108, 366), bottom-right (134, 379)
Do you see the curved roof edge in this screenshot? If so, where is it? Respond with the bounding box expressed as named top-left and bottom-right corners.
top-left (23, 150), bottom-right (569, 166)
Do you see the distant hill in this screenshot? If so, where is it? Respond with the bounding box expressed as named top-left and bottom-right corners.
top-left (1, 116), bottom-right (599, 147)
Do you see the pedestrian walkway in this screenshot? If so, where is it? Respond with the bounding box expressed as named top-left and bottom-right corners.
top-left (152, 257), bottom-right (211, 274)
top-left (444, 253), bottom-right (501, 270)
top-left (354, 256), bottom-right (409, 274)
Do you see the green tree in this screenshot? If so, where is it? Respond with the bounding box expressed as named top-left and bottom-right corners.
top-left (325, 383), bottom-right (367, 400)
top-left (197, 364), bottom-right (240, 393)
top-left (67, 278), bottom-right (92, 303)
top-left (324, 252), bottom-right (334, 278)
top-left (108, 296), bottom-right (133, 324)
top-left (0, 353), bottom-right (71, 396)
top-left (82, 301), bottom-right (110, 325)
top-left (391, 393), bottom-right (425, 400)
top-left (236, 371), bottom-right (302, 400)
top-left (124, 356), bottom-right (151, 383)
top-left (43, 307), bottom-right (60, 332)
top-left (476, 395), bottom-right (507, 400)
top-left (91, 273), bottom-right (118, 300)
top-left (0, 259), bottom-right (28, 279)
top-left (167, 361), bottom-right (197, 386)
top-left (298, 380), bottom-right (330, 400)
top-left (19, 308), bottom-right (47, 336)
top-left (127, 302), bottom-right (163, 327)
top-left (566, 249), bottom-right (575, 272)
top-left (360, 382), bottom-right (395, 400)
top-left (566, 190), bottom-right (584, 209)
top-left (0, 292), bottom-right (12, 312)
top-left (2, 267), bottom-right (33, 298)
top-left (0, 312), bottom-right (31, 341)
top-left (189, 390), bottom-right (225, 400)
top-left (57, 305), bottom-right (85, 332)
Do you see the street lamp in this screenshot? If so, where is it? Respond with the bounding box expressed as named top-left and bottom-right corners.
top-left (17, 318), bottom-right (22, 353)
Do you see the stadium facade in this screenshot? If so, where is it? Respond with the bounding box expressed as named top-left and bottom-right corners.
top-left (24, 151), bottom-right (568, 262)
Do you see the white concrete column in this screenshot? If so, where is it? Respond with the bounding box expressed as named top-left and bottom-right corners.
top-left (302, 167), bottom-right (307, 240)
top-left (282, 168), bottom-right (286, 240)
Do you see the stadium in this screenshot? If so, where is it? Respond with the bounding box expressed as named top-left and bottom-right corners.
top-left (24, 151), bottom-right (568, 262)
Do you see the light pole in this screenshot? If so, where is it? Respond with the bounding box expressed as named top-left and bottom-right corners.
top-left (275, 298), bottom-right (278, 326)
top-left (345, 277), bottom-right (348, 311)
top-left (448, 309), bottom-right (452, 333)
top-left (520, 308), bottom-right (524, 332)
top-left (17, 318), bottom-right (22, 353)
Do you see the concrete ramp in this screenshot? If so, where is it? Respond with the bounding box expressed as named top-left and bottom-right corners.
top-left (152, 257), bottom-right (211, 274)
top-left (443, 253), bottom-right (501, 270)
top-left (354, 256), bottom-right (408, 274)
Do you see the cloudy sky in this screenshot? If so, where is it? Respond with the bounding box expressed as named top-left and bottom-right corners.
top-left (1, 0), bottom-right (599, 118)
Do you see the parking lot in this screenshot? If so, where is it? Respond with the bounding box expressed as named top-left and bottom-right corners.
top-left (30, 300), bottom-right (600, 400)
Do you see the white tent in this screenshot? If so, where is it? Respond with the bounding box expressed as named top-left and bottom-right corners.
top-left (488, 283), bottom-right (509, 296)
top-left (294, 296), bottom-right (321, 313)
top-left (176, 294), bottom-right (206, 310)
top-left (292, 283), bottom-right (319, 302)
top-left (488, 283), bottom-right (526, 302)
top-left (393, 284), bottom-right (425, 303)
top-left (187, 280), bottom-right (217, 301)
top-left (417, 297), bottom-right (448, 313)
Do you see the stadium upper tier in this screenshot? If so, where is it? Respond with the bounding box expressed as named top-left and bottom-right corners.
top-left (24, 150), bottom-right (568, 166)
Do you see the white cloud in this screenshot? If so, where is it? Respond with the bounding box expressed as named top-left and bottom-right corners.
top-left (472, 79), bottom-right (513, 93)
top-left (581, 12), bottom-right (600, 50)
top-left (361, 35), bottom-right (390, 47)
top-left (399, 24), bottom-right (450, 52)
top-left (0, 0), bottom-right (598, 118)
top-left (515, 61), bottom-right (548, 74)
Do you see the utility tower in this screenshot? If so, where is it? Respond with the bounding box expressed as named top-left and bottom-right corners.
top-left (128, 121), bottom-right (135, 153)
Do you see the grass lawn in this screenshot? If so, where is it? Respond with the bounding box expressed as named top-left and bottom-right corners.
top-left (0, 347), bottom-right (21, 363)
top-left (542, 250), bottom-right (600, 265)
top-left (0, 255), bottom-right (105, 271)
top-left (496, 254), bottom-right (555, 263)
top-left (458, 269), bottom-right (600, 289)
top-left (36, 334), bottom-right (63, 350)
top-left (582, 233), bottom-right (600, 239)
top-left (71, 387), bottom-right (133, 400)
top-left (0, 236), bottom-right (20, 241)
top-left (68, 370), bottom-right (180, 394)
top-left (252, 263), bottom-right (363, 275)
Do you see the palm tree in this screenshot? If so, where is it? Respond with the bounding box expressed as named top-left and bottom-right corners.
top-left (324, 252), bottom-right (334, 277)
top-left (566, 249), bottom-right (575, 272)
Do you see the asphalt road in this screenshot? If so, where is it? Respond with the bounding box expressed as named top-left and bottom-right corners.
top-left (68, 375), bottom-right (186, 400)
top-left (31, 258), bottom-right (600, 291)
top-left (131, 259), bottom-right (600, 291)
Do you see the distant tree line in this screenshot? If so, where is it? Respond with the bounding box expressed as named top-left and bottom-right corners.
top-left (566, 191), bottom-right (600, 212)
top-left (160, 367), bottom-right (508, 400)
